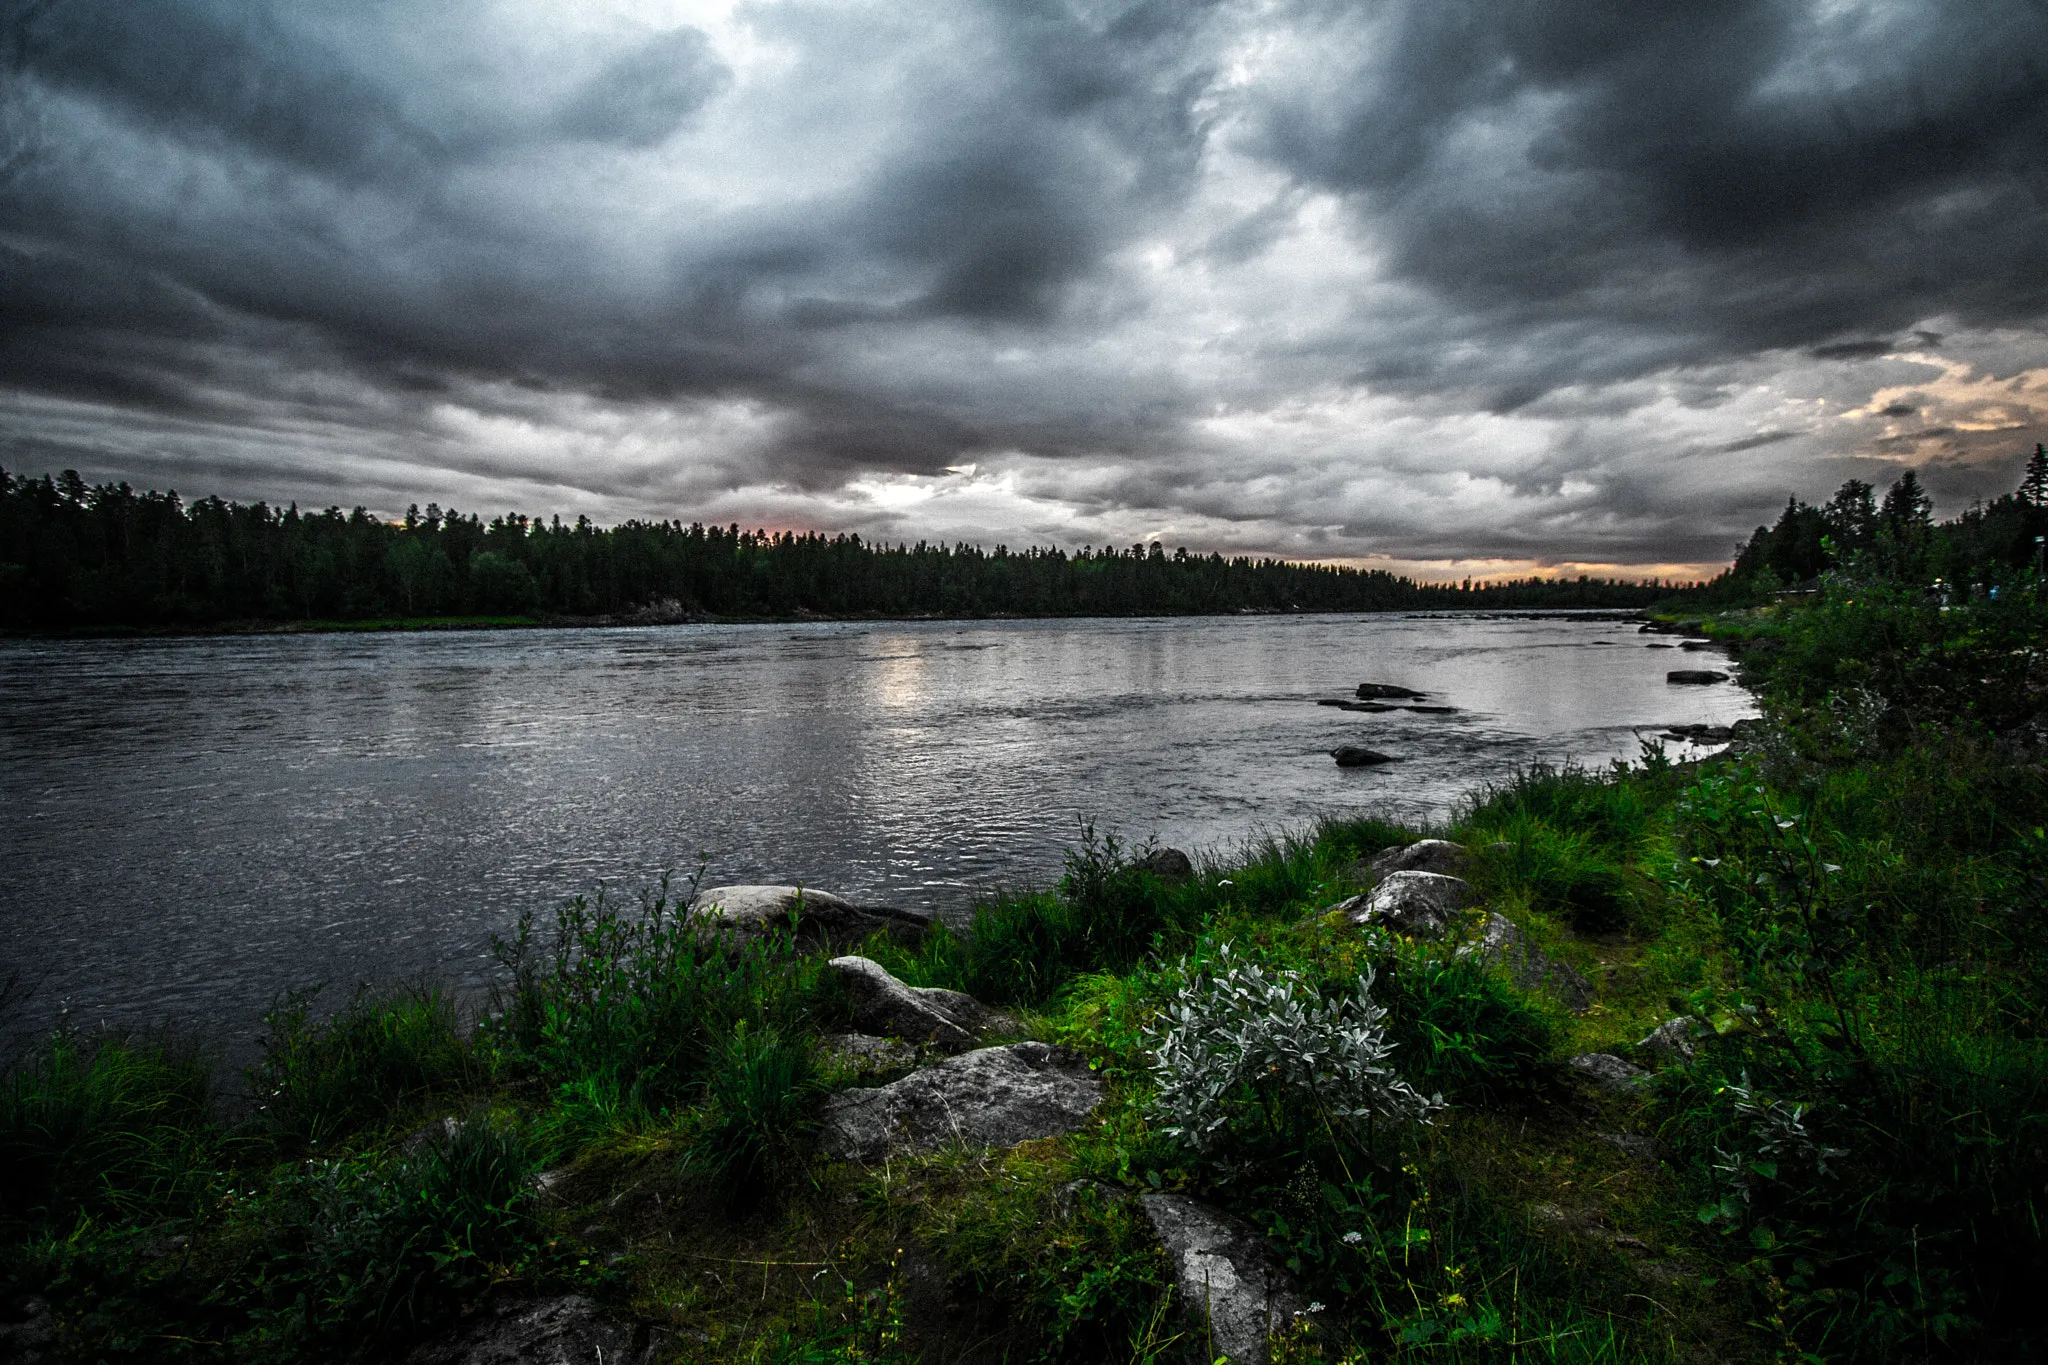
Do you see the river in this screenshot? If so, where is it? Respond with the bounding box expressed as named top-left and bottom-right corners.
top-left (0, 612), bottom-right (1752, 1049)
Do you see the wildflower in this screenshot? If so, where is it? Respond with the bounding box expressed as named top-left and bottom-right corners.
top-left (1342, 1231), bottom-right (1363, 1245)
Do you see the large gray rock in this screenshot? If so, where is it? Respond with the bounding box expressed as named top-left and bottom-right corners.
top-left (1369, 839), bottom-right (1470, 878)
top-left (1569, 1053), bottom-right (1650, 1094)
top-left (1459, 913), bottom-right (1596, 1013)
top-left (1140, 847), bottom-right (1196, 880)
top-left (1339, 871), bottom-right (1477, 938)
top-left (1140, 1194), bottom-right (1312, 1365)
top-left (697, 885), bottom-right (930, 949)
top-left (407, 1295), bottom-right (655, 1365)
top-left (819, 1042), bottom-right (1102, 1161)
top-left (825, 955), bottom-right (1014, 1053)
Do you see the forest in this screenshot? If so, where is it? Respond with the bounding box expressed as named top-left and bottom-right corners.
top-left (0, 466), bottom-right (1680, 630)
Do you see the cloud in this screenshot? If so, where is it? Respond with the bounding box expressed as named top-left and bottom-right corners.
top-left (0, 0), bottom-right (2045, 576)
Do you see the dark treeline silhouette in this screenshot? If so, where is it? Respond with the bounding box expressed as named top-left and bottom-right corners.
top-left (0, 467), bottom-right (1687, 629)
top-left (1721, 444), bottom-right (2048, 598)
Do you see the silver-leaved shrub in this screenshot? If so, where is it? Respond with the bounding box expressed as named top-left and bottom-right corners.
top-left (1144, 944), bottom-right (1445, 1162)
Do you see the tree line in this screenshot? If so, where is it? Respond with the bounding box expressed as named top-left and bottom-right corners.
top-left (0, 467), bottom-right (1686, 629)
top-left (1723, 444), bottom-right (2048, 599)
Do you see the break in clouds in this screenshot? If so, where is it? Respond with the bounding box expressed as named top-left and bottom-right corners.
top-left (2, 0), bottom-right (2046, 577)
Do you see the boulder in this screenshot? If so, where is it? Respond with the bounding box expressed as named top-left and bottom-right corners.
top-left (1636, 1016), bottom-right (1701, 1066)
top-left (1140, 1194), bottom-right (1312, 1365)
top-left (818, 1032), bottom-right (920, 1076)
top-left (1356, 682), bottom-right (1427, 700)
top-left (1678, 639), bottom-right (1716, 650)
top-left (697, 885), bottom-right (930, 949)
top-left (1332, 746), bottom-right (1395, 767)
top-left (1568, 1053), bottom-right (1650, 1094)
top-left (818, 1042), bottom-right (1102, 1162)
top-left (825, 956), bottom-right (1014, 1053)
top-left (1665, 670), bottom-right (1729, 685)
top-left (1369, 839), bottom-right (1469, 878)
top-left (1339, 871), bottom-right (1477, 938)
top-left (1140, 847), bottom-right (1196, 880)
top-left (1458, 913), bottom-right (1595, 1013)
top-left (407, 1294), bottom-right (656, 1365)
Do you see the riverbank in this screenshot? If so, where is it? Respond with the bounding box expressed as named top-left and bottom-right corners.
top-left (4, 589), bottom-right (2042, 1363)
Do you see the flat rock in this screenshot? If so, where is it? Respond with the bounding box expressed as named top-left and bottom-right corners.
top-left (818, 1042), bottom-right (1102, 1161)
top-left (1341, 871), bottom-right (1477, 938)
top-left (826, 955), bottom-right (1014, 1053)
top-left (1369, 839), bottom-right (1469, 878)
top-left (1666, 670), bottom-right (1729, 685)
top-left (1140, 1194), bottom-right (1311, 1365)
top-left (407, 1294), bottom-right (654, 1365)
top-left (818, 1032), bottom-right (920, 1076)
top-left (1458, 912), bottom-right (1596, 1013)
top-left (1356, 682), bottom-right (1427, 699)
top-left (1569, 1053), bottom-right (1650, 1094)
top-left (1636, 1016), bottom-right (1701, 1065)
top-left (1332, 745), bottom-right (1395, 767)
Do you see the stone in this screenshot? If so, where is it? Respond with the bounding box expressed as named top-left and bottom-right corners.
top-left (1666, 670), bottom-right (1730, 685)
top-left (818, 1032), bottom-right (920, 1076)
top-left (825, 956), bottom-right (1014, 1052)
top-left (1458, 912), bottom-right (1596, 1013)
top-left (818, 1042), bottom-right (1103, 1161)
top-left (1569, 1053), bottom-right (1650, 1094)
top-left (1678, 639), bottom-right (1716, 650)
top-left (1140, 1194), bottom-right (1312, 1365)
top-left (1368, 839), bottom-right (1469, 878)
top-left (1356, 682), bottom-right (1428, 699)
top-left (406, 1294), bottom-right (656, 1365)
top-left (1332, 746), bottom-right (1395, 767)
top-left (1340, 871), bottom-right (1477, 938)
top-left (697, 885), bottom-right (931, 950)
top-left (1140, 847), bottom-right (1196, 880)
top-left (1636, 1016), bottom-right (1701, 1066)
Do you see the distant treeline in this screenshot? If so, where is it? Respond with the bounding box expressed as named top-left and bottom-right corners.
top-left (1722, 444), bottom-right (2048, 598)
top-left (0, 467), bottom-right (1688, 629)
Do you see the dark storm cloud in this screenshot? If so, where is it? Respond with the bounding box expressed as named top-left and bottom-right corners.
top-left (0, 0), bottom-right (2045, 569)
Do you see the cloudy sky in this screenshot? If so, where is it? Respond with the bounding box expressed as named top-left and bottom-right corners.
top-left (3, 0), bottom-right (2045, 579)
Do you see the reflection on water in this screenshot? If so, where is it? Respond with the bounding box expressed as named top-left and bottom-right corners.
top-left (0, 613), bottom-right (1752, 1046)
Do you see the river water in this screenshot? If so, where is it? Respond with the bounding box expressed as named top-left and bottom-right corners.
top-left (0, 612), bottom-right (1751, 1048)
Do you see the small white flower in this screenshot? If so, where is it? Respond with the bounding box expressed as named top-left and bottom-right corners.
top-left (1342, 1231), bottom-right (1363, 1245)
top-left (1307, 1301), bottom-right (1326, 1314)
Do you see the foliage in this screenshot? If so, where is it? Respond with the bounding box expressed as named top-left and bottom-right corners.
top-left (253, 984), bottom-right (478, 1151)
top-left (1145, 944), bottom-right (1443, 1172)
top-left (1369, 948), bottom-right (1557, 1104)
top-left (684, 1022), bottom-right (826, 1211)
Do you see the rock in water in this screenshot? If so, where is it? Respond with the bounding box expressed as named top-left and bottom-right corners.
top-left (1338, 871), bottom-right (1477, 937)
top-left (697, 885), bottom-right (930, 949)
top-left (407, 1294), bottom-right (654, 1365)
top-left (1332, 746), bottom-right (1395, 767)
top-left (1458, 913), bottom-right (1596, 1013)
top-left (1569, 1053), bottom-right (1650, 1093)
top-left (1368, 839), bottom-right (1469, 878)
top-left (1140, 847), bottom-right (1195, 880)
top-left (1665, 670), bottom-right (1730, 685)
top-left (1356, 682), bottom-right (1427, 699)
top-left (818, 1043), bottom-right (1103, 1161)
top-left (1140, 1194), bottom-right (1312, 1365)
top-left (825, 955), bottom-right (1014, 1052)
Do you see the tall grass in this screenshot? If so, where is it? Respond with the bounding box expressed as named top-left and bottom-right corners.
top-left (253, 983), bottom-right (477, 1150)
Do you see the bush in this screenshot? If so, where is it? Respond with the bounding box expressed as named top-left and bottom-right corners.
top-left (1370, 948), bottom-right (1557, 1104)
top-left (0, 1028), bottom-right (222, 1226)
top-left (685, 1022), bottom-right (824, 1211)
top-left (253, 984), bottom-right (477, 1150)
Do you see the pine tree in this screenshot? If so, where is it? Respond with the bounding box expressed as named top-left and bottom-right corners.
top-left (2021, 444), bottom-right (2048, 509)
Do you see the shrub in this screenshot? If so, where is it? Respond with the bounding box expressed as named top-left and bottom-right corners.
top-left (1145, 944), bottom-right (1442, 1172)
top-left (684, 1022), bottom-right (824, 1211)
top-left (0, 1028), bottom-right (222, 1225)
top-left (1369, 948), bottom-right (1557, 1104)
top-left (253, 983), bottom-right (477, 1150)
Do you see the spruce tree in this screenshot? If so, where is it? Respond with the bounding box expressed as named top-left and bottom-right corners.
top-left (2021, 443), bottom-right (2048, 509)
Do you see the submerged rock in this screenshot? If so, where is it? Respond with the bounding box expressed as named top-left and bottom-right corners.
top-left (406, 1294), bottom-right (655, 1365)
top-left (825, 956), bottom-right (1015, 1053)
top-left (1140, 1194), bottom-right (1312, 1365)
top-left (1665, 670), bottom-right (1730, 685)
top-left (1458, 913), bottom-right (1596, 1013)
top-left (818, 1042), bottom-right (1102, 1161)
top-left (1356, 682), bottom-right (1428, 699)
top-left (1339, 871), bottom-right (1477, 937)
top-left (1569, 1053), bottom-right (1650, 1094)
top-left (1332, 746), bottom-right (1395, 767)
top-left (1369, 839), bottom-right (1470, 879)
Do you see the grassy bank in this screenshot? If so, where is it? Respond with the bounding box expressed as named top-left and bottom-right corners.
top-left (5, 584), bottom-right (2044, 1363)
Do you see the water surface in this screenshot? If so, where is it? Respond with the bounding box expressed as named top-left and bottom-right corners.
top-left (0, 613), bottom-right (1751, 1045)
